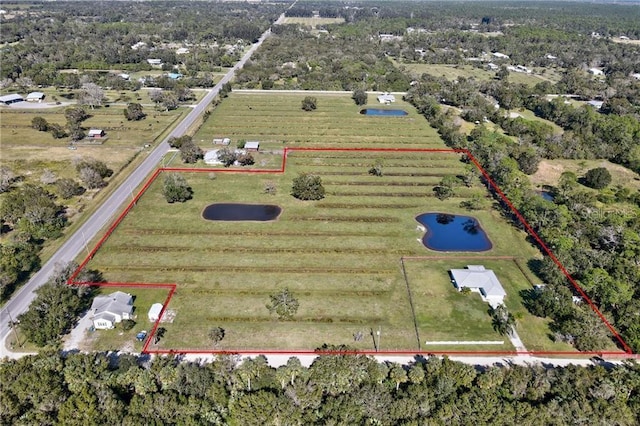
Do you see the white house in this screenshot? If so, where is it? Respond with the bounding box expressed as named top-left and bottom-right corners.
top-left (450, 265), bottom-right (506, 307)
top-left (377, 93), bottom-right (395, 104)
top-left (588, 68), bottom-right (604, 76)
top-left (147, 58), bottom-right (163, 66)
top-left (26, 92), bottom-right (45, 102)
top-left (492, 52), bottom-right (509, 59)
top-left (91, 291), bottom-right (133, 330)
top-left (631, 73), bottom-right (640, 80)
top-left (148, 303), bottom-right (164, 322)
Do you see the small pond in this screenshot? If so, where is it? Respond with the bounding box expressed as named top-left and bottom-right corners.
top-left (360, 108), bottom-right (408, 116)
top-left (415, 213), bottom-right (492, 251)
top-left (538, 190), bottom-right (555, 202)
top-left (202, 203), bottom-right (282, 221)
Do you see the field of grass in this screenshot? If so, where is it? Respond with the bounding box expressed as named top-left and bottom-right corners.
top-left (401, 63), bottom-right (560, 86)
top-left (0, 105), bottom-right (185, 184)
top-left (530, 159), bottom-right (640, 191)
top-left (190, 92), bottom-right (444, 152)
top-left (74, 91), bottom-right (591, 353)
top-left (282, 17), bottom-right (345, 27)
top-left (403, 258), bottom-right (576, 352)
top-left (82, 141), bottom-right (561, 352)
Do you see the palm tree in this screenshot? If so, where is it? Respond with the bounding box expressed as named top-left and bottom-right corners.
top-left (491, 304), bottom-right (516, 336)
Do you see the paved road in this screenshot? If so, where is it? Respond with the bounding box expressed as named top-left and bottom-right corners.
top-left (0, 25), bottom-right (274, 357)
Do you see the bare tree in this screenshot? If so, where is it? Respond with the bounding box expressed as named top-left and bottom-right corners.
top-left (79, 82), bottom-right (105, 109)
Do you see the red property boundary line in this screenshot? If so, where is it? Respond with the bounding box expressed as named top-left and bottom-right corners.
top-left (67, 147), bottom-right (634, 357)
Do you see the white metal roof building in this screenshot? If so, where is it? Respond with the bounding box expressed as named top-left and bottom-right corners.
top-left (450, 265), bottom-right (506, 307)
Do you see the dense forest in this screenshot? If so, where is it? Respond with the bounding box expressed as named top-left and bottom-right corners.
top-left (2, 351), bottom-right (640, 425)
top-left (0, 1), bottom-right (286, 86)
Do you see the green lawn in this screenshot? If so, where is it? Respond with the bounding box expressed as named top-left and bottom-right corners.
top-left (83, 144), bottom-right (562, 352)
top-left (400, 63), bottom-right (559, 86)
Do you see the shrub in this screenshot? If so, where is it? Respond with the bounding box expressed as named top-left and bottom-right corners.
top-left (301, 96), bottom-right (317, 111)
top-left (291, 173), bottom-right (325, 200)
top-left (583, 167), bottom-right (612, 189)
top-left (32, 116), bottom-right (49, 131)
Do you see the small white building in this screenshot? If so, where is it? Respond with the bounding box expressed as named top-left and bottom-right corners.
top-left (450, 265), bottom-right (507, 308)
top-left (26, 92), bottom-right (45, 102)
top-left (245, 141), bottom-right (260, 152)
top-left (377, 93), bottom-right (396, 104)
top-left (147, 58), bottom-right (163, 66)
top-left (631, 73), bottom-right (640, 80)
top-left (588, 68), bottom-right (604, 76)
top-left (587, 100), bottom-right (604, 109)
top-left (492, 52), bottom-right (510, 59)
top-left (91, 291), bottom-right (133, 330)
top-left (148, 303), bottom-right (164, 322)
top-left (88, 129), bottom-right (105, 138)
top-left (213, 137), bottom-right (231, 146)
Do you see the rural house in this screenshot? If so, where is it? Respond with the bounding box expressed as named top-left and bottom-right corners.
top-left (88, 129), bottom-right (105, 138)
top-left (450, 265), bottom-right (506, 307)
top-left (90, 291), bottom-right (134, 330)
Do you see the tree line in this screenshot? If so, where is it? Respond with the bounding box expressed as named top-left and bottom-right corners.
top-left (1, 350), bottom-right (639, 425)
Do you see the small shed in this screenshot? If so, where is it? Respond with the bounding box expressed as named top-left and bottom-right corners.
top-left (213, 137), bottom-right (231, 145)
top-left (26, 92), bottom-right (45, 102)
top-left (245, 141), bottom-right (260, 152)
top-left (88, 129), bottom-right (105, 138)
top-left (147, 58), bottom-right (162, 66)
top-left (148, 303), bottom-right (164, 322)
top-left (167, 73), bottom-right (183, 80)
top-left (0, 94), bottom-right (24, 105)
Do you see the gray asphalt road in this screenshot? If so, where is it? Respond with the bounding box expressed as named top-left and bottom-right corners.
top-left (0, 25), bottom-right (274, 353)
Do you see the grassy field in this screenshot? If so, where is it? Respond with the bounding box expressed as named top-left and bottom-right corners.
top-left (76, 92), bottom-right (589, 353)
top-left (282, 17), bottom-right (345, 28)
top-left (400, 63), bottom-right (560, 86)
top-left (189, 92), bottom-right (444, 153)
top-left (530, 159), bottom-right (640, 191)
top-left (0, 105), bottom-right (185, 185)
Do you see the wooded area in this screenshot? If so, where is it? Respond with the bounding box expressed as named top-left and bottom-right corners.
top-left (2, 351), bottom-right (639, 425)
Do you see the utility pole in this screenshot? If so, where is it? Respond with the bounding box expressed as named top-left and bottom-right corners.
top-left (377, 327), bottom-right (381, 352)
top-left (7, 310), bottom-right (21, 348)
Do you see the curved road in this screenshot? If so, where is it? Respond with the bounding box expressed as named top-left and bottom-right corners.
top-left (0, 24), bottom-right (275, 356)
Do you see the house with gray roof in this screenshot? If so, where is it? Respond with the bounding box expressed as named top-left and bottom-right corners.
top-left (450, 265), bottom-right (506, 307)
top-left (0, 94), bottom-right (24, 105)
top-left (91, 291), bottom-right (133, 329)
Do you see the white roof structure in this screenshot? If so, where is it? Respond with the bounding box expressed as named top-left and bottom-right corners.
top-left (245, 141), bottom-right (260, 150)
top-left (587, 100), bottom-right (604, 109)
top-left (26, 92), bottom-right (45, 100)
top-left (0, 94), bottom-right (24, 104)
top-left (148, 303), bottom-right (164, 322)
top-left (377, 93), bottom-right (396, 104)
top-left (450, 265), bottom-right (506, 306)
top-left (91, 291), bottom-right (133, 328)
top-left (204, 149), bottom-right (223, 165)
top-left (88, 129), bottom-right (104, 136)
top-left (588, 68), bottom-right (604, 76)
top-left (492, 52), bottom-right (509, 59)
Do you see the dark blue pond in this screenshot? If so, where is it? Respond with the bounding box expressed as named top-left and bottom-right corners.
top-left (538, 190), bottom-right (554, 201)
top-left (202, 203), bottom-right (282, 221)
top-left (360, 108), bottom-right (408, 116)
top-left (416, 213), bottom-right (492, 251)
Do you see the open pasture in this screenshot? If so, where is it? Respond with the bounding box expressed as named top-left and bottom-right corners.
top-left (191, 92), bottom-right (444, 151)
top-left (83, 146), bottom-right (558, 352)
